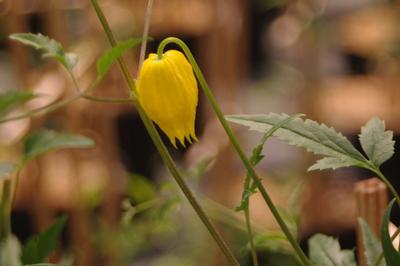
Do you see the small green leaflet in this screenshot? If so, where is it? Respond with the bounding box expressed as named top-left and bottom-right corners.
top-left (359, 117), bottom-right (395, 168)
top-left (235, 114), bottom-right (301, 211)
top-left (358, 218), bottom-right (386, 266)
top-left (23, 130), bottom-right (95, 161)
top-left (0, 90), bottom-right (36, 118)
top-left (21, 215), bottom-right (68, 264)
top-left (381, 199), bottom-right (400, 266)
top-left (0, 235), bottom-right (23, 266)
top-left (0, 162), bottom-right (16, 180)
top-left (9, 33), bottom-right (78, 71)
top-left (226, 113), bottom-right (369, 171)
top-left (308, 234), bottom-right (357, 266)
top-left (97, 38), bottom-right (146, 80)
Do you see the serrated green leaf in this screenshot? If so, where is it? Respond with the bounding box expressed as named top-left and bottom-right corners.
top-left (359, 218), bottom-right (386, 266)
top-left (0, 90), bottom-right (36, 118)
top-left (23, 130), bottom-right (95, 161)
top-left (308, 234), bottom-right (356, 266)
top-left (381, 199), bottom-right (400, 266)
top-left (97, 38), bottom-right (145, 80)
top-left (9, 33), bottom-right (78, 70)
top-left (235, 188), bottom-right (256, 211)
top-left (359, 117), bottom-right (395, 167)
top-left (0, 235), bottom-right (23, 266)
top-left (235, 114), bottom-right (301, 212)
top-left (0, 162), bottom-right (16, 180)
top-left (21, 215), bottom-right (67, 264)
top-left (227, 113), bottom-right (368, 171)
top-left (308, 157), bottom-right (361, 171)
top-left (249, 144), bottom-right (264, 165)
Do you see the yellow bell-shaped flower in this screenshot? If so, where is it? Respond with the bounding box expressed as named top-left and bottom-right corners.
top-left (137, 50), bottom-right (198, 148)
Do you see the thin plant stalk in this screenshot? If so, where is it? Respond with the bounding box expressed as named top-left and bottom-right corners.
top-left (0, 180), bottom-right (12, 240)
top-left (244, 202), bottom-right (259, 266)
top-left (157, 37), bottom-right (311, 266)
top-left (242, 170), bottom-right (259, 266)
top-left (369, 167), bottom-right (400, 207)
top-left (137, 0), bottom-right (154, 73)
top-left (0, 82), bottom-right (132, 124)
top-left (90, 1), bottom-right (240, 265)
top-left (0, 165), bottom-right (23, 240)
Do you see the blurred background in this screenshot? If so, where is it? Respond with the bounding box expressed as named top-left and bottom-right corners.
top-left (1, 0), bottom-right (400, 265)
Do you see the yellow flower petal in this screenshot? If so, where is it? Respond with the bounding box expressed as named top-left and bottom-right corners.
top-left (137, 50), bottom-right (198, 148)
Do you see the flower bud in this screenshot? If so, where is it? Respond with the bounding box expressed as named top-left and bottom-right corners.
top-left (137, 50), bottom-right (198, 148)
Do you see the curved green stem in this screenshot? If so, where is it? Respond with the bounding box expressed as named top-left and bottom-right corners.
top-left (90, 1), bottom-right (239, 265)
top-left (82, 95), bottom-right (133, 104)
top-left (0, 164), bottom-right (23, 241)
top-left (244, 205), bottom-right (259, 266)
top-left (157, 37), bottom-right (311, 266)
top-left (368, 166), bottom-right (400, 207)
top-left (0, 82), bottom-right (133, 125)
top-left (243, 170), bottom-right (259, 266)
top-left (90, 0), bottom-right (138, 101)
top-left (0, 179), bottom-right (12, 240)
top-left (0, 94), bottom-right (81, 124)
top-left (137, 0), bottom-right (154, 73)
top-left (202, 197), bottom-right (265, 233)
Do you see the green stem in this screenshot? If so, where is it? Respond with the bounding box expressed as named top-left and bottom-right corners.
top-left (369, 167), bottom-right (400, 207)
top-left (90, 0), bottom-right (138, 100)
top-left (202, 197), bottom-right (264, 233)
top-left (0, 81), bottom-right (132, 125)
top-left (0, 94), bottom-right (81, 124)
top-left (90, 2), bottom-right (240, 265)
top-left (0, 165), bottom-right (22, 241)
top-left (132, 198), bottom-right (161, 215)
top-left (10, 166), bottom-right (22, 208)
top-left (82, 94), bottom-right (133, 104)
top-left (137, 0), bottom-right (154, 73)
top-left (244, 204), bottom-right (259, 266)
top-left (0, 179), bottom-right (12, 240)
top-left (243, 172), bottom-right (259, 266)
top-left (157, 37), bottom-right (311, 266)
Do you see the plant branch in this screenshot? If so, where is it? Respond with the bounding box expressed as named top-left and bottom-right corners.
top-left (0, 179), bottom-right (12, 240)
top-left (157, 37), bottom-right (311, 266)
top-left (137, 0), bottom-right (154, 74)
top-left (367, 166), bottom-right (400, 207)
top-left (90, 1), bottom-right (239, 265)
top-left (245, 205), bottom-right (259, 266)
top-left (0, 94), bottom-right (81, 124)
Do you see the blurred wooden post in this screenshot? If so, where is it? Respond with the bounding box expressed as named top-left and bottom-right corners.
top-left (355, 178), bottom-right (388, 266)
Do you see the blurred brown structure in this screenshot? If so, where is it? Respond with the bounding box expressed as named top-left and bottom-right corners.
top-left (355, 178), bottom-right (388, 266)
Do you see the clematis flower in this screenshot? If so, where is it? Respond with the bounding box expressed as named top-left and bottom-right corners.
top-left (137, 50), bottom-right (198, 148)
